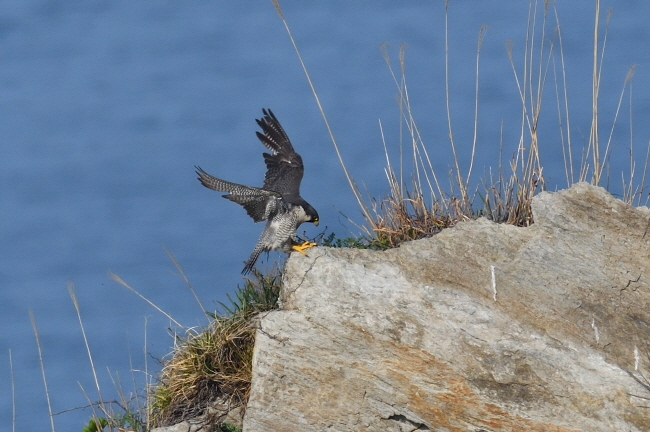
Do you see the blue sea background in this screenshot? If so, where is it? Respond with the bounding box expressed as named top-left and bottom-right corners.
top-left (1, 1), bottom-right (649, 430)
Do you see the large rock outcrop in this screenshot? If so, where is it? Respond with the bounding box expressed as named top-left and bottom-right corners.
top-left (242, 183), bottom-right (650, 431)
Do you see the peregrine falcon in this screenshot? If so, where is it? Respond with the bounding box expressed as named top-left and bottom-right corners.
top-left (196, 109), bottom-right (319, 274)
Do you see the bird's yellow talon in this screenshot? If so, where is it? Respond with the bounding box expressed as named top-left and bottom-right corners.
top-left (291, 241), bottom-right (317, 255)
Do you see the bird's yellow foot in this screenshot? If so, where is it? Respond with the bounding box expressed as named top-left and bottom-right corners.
top-left (291, 240), bottom-right (317, 255)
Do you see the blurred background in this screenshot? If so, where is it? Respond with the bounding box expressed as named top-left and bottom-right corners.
top-left (1, 1), bottom-right (649, 429)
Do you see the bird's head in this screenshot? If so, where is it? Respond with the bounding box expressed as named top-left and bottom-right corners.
top-left (304, 202), bottom-right (319, 226)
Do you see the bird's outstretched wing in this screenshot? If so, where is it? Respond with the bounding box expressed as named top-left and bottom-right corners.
top-left (255, 109), bottom-right (304, 196)
top-left (195, 166), bottom-right (284, 223)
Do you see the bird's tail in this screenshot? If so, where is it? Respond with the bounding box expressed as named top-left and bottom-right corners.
top-left (242, 245), bottom-right (264, 275)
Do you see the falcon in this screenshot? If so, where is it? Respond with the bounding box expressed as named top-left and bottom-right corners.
top-left (195, 109), bottom-right (319, 274)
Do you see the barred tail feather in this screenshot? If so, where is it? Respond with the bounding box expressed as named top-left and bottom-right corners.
top-left (242, 246), bottom-right (264, 275)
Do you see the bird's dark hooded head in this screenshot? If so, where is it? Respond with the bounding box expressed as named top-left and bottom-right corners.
top-left (301, 201), bottom-right (319, 226)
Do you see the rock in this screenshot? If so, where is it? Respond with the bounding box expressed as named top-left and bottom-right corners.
top-left (151, 420), bottom-right (204, 432)
top-left (242, 183), bottom-right (650, 431)
top-left (151, 398), bottom-right (244, 432)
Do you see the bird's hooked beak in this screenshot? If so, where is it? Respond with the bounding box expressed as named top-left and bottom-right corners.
top-left (313, 218), bottom-right (319, 226)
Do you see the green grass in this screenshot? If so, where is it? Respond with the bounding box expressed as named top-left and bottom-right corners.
top-left (318, 231), bottom-right (389, 250)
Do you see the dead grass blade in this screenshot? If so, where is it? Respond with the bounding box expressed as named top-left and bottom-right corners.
top-left (9, 349), bottom-right (16, 432)
top-left (68, 283), bottom-right (106, 415)
top-left (109, 271), bottom-right (184, 329)
top-left (165, 249), bottom-right (207, 316)
top-left (29, 310), bottom-right (55, 432)
top-left (271, 0), bottom-right (372, 224)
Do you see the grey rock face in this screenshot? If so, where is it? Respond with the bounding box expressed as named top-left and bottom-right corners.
top-left (150, 420), bottom-right (204, 432)
top-left (243, 183), bottom-right (650, 431)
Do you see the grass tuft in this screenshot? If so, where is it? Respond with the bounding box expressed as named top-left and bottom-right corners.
top-left (149, 267), bottom-right (282, 428)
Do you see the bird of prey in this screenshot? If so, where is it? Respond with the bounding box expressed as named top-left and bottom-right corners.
top-left (195, 109), bottom-right (319, 274)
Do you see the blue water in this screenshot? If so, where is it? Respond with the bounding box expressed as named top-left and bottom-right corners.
top-left (1, 1), bottom-right (649, 430)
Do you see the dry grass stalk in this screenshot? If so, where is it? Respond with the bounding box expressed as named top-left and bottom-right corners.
top-left (367, 1), bottom-right (548, 249)
top-left (29, 310), bottom-right (56, 432)
top-left (9, 349), bottom-right (16, 432)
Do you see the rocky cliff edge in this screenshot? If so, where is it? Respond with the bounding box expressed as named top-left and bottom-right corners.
top-left (243, 183), bottom-right (650, 431)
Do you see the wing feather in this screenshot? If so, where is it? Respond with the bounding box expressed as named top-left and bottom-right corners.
top-left (255, 109), bottom-right (304, 196)
top-left (195, 166), bottom-right (284, 222)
